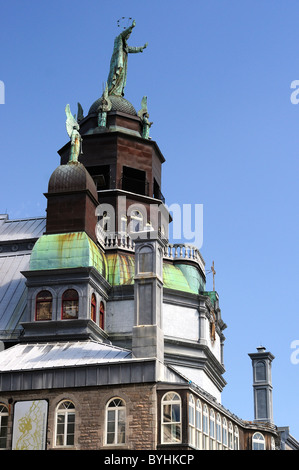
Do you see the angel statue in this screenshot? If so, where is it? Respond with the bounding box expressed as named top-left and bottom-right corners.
top-left (138, 96), bottom-right (153, 139)
top-left (107, 19), bottom-right (148, 97)
top-left (65, 104), bottom-right (83, 163)
top-left (97, 83), bottom-right (112, 127)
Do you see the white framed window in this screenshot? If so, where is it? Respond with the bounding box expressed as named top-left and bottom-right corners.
top-left (209, 408), bottom-right (216, 449)
top-left (102, 211), bottom-right (111, 232)
top-left (161, 392), bottom-right (181, 444)
top-left (271, 436), bottom-right (275, 450)
top-left (55, 400), bottom-right (75, 447)
top-left (222, 417), bottom-right (228, 449)
top-left (228, 421), bottom-right (234, 449)
top-left (0, 404), bottom-right (8, 449)
top-left (252, 432), bottom-right (265, 450)
top-left (216, 413), bottom-right (222, 449)
top-left (234, 425), bottom-right (239, 450)
top-left (195, 399), bottom-right (202, 449)
top-left (106, 398), bottom-right (126, 445)
top-left (202, 404), bottom-right (209, 449)
top-left (130, 210), bottom-right (143, 232)
top-left (188, 394), bottom-right (195, 447)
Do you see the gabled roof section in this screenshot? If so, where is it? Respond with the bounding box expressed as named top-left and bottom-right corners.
top-left (0, 214), bottom-right (45, 242)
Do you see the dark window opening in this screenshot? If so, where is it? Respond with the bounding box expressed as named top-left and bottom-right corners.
top-left (100, 301), bottom-right (105, 330)
top-left (121, 166), bottom-right (148, 196)
top-left (35, 290), bottom-right (52, 321)
top-left (153, 178), bottom-right (165, 203)
top-left (91, 293), bottom-right (96, 323)
top-left (62, 289), bottom-right (79, 319)
top-left (88, 165), bottom-right (110, 190)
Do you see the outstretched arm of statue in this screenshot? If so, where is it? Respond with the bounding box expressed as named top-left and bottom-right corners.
top-left (128, 43), bottom-right (148, 53)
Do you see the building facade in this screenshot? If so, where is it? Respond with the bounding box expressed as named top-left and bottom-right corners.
top-left (0, 21), bottom-right (298, 451)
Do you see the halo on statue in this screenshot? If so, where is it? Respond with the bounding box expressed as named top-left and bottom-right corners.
top-left (117, 17), bottom-right (133, 30)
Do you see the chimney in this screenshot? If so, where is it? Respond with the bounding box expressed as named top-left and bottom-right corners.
top-left (248, 346), bottom-right (275, 423)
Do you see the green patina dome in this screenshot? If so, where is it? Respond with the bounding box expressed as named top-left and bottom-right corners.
top-left (105, 252), bottom-right (205, 294)
top-left (30, 232), bottom-right (107, 278)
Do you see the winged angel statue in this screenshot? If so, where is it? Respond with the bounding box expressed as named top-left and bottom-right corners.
top-left (138, 96), bottom-right (153, 139)
top-left (65, 104), bottom-right (83, 162)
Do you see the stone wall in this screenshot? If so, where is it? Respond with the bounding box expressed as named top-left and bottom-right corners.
top-left (0, 383), bottom-right (157, 450)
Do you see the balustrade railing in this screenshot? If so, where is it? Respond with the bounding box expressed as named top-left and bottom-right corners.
top-left (101, 231), bottom-right (205, 273)
top-left (104, 233), bottom-right (135, 251)
top-left (163, 243), bottom-right (205, 273)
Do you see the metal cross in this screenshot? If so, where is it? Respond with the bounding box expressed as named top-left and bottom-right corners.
top-left (211, 260), bottom-right (216, 291)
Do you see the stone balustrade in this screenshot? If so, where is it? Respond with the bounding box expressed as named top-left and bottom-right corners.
top-left (163, 243), bottom-right (205, 274)
top-left (102, 232), bottom-right (205, 274)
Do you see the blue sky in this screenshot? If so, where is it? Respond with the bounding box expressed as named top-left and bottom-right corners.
top-left (0, 0), bottom-right (298, 440)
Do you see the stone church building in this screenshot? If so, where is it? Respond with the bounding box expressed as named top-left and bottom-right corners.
top-left (0, 21), bottom-right (297, 451)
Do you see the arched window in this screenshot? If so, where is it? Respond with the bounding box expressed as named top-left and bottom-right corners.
top-left (161, 392), bottom-right (181, 444)
top-left (100, 301), bottom-right (105, 330)
top-left (62, 289), bottom-right (79, 319)
top-left (222, 417), bottom-right (228, 449)
top-left (252, 432), bottom-right (265, 450)
top-left (271, 436), bottom-right (276, 450)
top-left (55, 400), bottom-right (75, 447)
top-left (202, 404), bottom-right (209, 449)
top-left (195, 399), bottom-right (202, 449)
top-left (138, 245), bottom-right (153, 273)
top-left (0, 404), bottom-right (8, 449)
top-left (216, 413), bottom-right (222, 449)
top-left (228, 421), bottom-right (234, 449)
top-left (255, 361), bottom-right (266, 381)
top-left (209, 408), bottom-right (216, 450)
top-left (234, 426), bottom-right (239, 450)
top-left (188, 394), bottom-right (195, 447)
top-left (91, 293), bottom-right (96, 323)
top-left (35, 290), bottom-right (52, 321)
top-left (106, 398), bottom-right (126, 445)
top-left (102, 211), bottom-right (111, 232)
top-left (130, 210), bottom-right (143, 232)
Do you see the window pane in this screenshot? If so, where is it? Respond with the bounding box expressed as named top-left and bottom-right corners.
top-left (107, 432), bottom-right (115, 444)
top-left (107, 421), bottom-right (115, 433)
top-left (172, 424), bottom-right (181, 442)
top-left (118, 423), bottom-right (126, 443)
top-left (56, 434), bottom-right (64, 446)
top-left (171, 404), bottom-right (180, 422)
top-left (66, 433), bottom-right (74, 446)
top-left (163, 404), bottom-right (172, 422)
top-left (118, 409), bottom-right (125, 422)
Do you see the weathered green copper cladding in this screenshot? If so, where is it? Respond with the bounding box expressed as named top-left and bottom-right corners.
top-left (202, 290), bottom-right (218, 307)
top-left (163, 263), bottom-right (197, 294)
top-left (105, 252), bottom-right (204, 294)
top-left (106, 252), bottom-right (135, 286)
top-left (29, 232), bottom-right (107, 278)
top-left (174, 263), bottom-right (205, 293)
